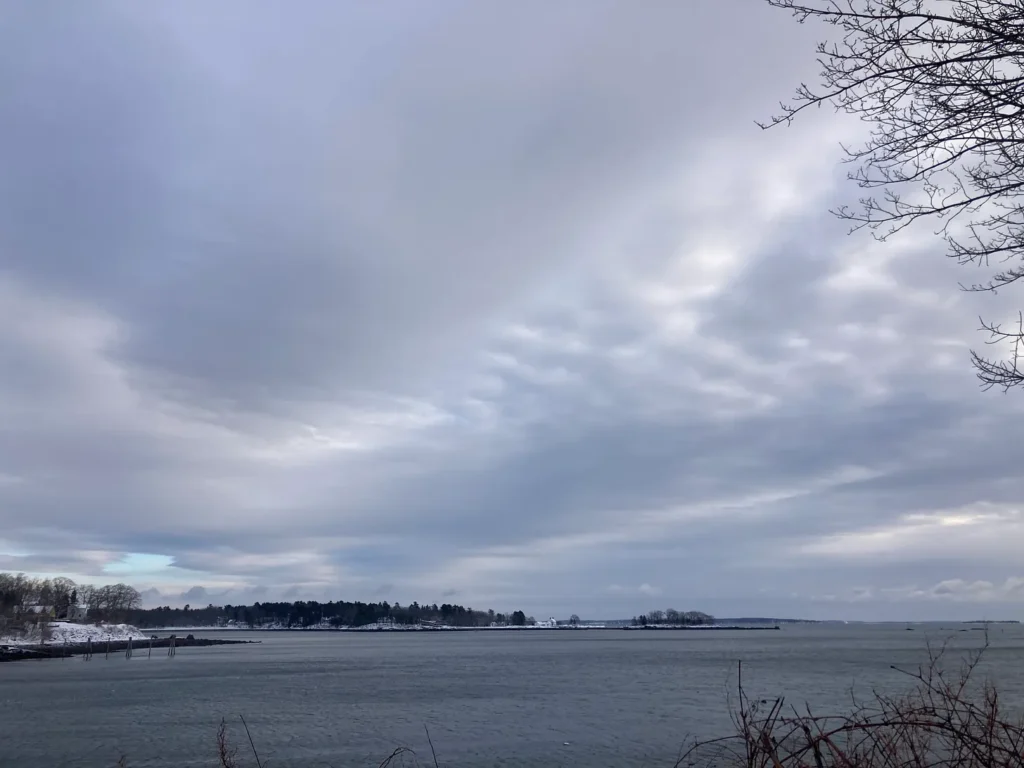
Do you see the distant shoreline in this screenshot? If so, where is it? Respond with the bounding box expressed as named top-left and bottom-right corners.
top-left (142, 624), bottom-right (782, 633)
top-left (0, 625), bottom-right (781, 661)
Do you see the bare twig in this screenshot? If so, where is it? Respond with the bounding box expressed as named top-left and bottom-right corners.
top-left (239, 715), bottom-right (263, 768)
top-left (424, 724), bottom-right (440, 768)
top-left (378, 746), bottom-right (417, 768)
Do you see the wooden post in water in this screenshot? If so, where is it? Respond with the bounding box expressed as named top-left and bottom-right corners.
top-left (125, 637), bottom-right (132, 659)
top-left (167, 635), bottom-right (176, 658)
top-left (84, 638), bottom-right (92, 661)
top-left (148, 636), bottom-right (153, 659)
top-left (105, 638), bottom-right (110, 660)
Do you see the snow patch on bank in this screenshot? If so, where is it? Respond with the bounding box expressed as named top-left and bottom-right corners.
top-left (0, 621), bottom-right (150, 646)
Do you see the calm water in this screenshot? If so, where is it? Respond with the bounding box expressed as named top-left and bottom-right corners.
top-left (2, 624), bottom-right (1023, 767)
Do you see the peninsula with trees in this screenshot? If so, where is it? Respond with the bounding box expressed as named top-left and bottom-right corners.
top-left (1, 572), bottom-right (766, 647)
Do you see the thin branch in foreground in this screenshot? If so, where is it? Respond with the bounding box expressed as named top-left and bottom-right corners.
top-left (424, 724), bottom-right (440, 768)
top-left (239, 715), bottom-right (263, 768)
top-left (378, 746), bottom-right (417, 768)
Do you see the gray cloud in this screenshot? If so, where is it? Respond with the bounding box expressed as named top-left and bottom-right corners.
top-left (1, 1), bottom-right (1022, 622)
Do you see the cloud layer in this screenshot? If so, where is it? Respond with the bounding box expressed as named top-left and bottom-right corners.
top-left (1, 1), bottom-right (1022, 621)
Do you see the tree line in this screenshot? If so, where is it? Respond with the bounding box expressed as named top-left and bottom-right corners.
top-left (141, 600), bottom-right (532, 629)
top-left (1, 573), bottom-right (144, 638)
top-left (0, 573), bottom-right (142, 620)
top-left (0, 572), bottom-right (534, 630)
top-left (1, 572), bottom-right (714, 631)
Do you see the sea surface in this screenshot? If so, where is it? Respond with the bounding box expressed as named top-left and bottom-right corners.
top-left (2, 623), bottom-right (1023, 767)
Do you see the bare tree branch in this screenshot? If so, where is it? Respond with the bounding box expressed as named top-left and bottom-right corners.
top-left (765, 0), bottom-right (1024, 390)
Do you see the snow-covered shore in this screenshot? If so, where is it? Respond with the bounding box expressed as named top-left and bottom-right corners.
top-left (0, 621), bottom-right (150, 646)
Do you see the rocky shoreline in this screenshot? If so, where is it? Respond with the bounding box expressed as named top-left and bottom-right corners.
top-left (0, 634), bottom-right (257, 663)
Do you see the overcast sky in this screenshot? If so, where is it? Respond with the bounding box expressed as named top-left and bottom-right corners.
top-left (1, 1), bottom-right (1022, 621)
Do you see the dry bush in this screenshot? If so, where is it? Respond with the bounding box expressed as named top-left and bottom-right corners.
top-left (678, 638), bottom-right (1024, 768)
top-left (217, 719), bottom-right (239, 768)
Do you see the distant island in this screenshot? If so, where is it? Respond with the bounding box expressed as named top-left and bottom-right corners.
top-left (963, 620), bottom-right (1020, 624)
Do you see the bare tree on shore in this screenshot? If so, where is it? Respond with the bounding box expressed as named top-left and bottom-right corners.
top-left (0, 574), bottom-right (141, 638)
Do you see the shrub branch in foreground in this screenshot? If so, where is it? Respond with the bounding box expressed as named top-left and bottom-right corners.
top-left (679, 637), bottom-right (1023, 768)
